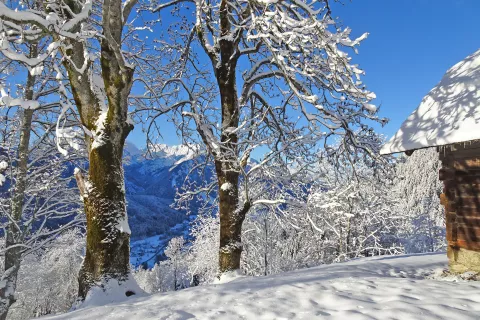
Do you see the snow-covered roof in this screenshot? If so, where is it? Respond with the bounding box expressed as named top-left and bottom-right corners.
top-left (380, 49), bottom-right (480, 155)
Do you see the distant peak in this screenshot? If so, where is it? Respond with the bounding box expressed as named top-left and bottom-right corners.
top-left (125, 141), bottom-right (141, 155)
top-left (148, 144), bottom-right (199, 158)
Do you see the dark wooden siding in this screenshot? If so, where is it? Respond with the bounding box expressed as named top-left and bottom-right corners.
top-left (439, 141), bottom-right (480, 252)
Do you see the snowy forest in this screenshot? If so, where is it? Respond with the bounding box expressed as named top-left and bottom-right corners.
top-left (0, 0), bottom-right (459, 319)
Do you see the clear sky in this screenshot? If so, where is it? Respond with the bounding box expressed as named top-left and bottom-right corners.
top-left (128, 0), bottom-right (480, 148)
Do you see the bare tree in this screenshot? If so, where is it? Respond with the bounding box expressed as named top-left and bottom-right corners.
top-left (148, 0), bottom-right (386, 273)
top-left (0, 0), bottom-right (166, 299)
top-left (0, 107), bottom-right (84, 319)
top-left (0, 32), bottom-right (86, 316)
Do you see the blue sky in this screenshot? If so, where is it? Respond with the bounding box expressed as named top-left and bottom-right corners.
top-left (128, 0), bottom-right (480, 148)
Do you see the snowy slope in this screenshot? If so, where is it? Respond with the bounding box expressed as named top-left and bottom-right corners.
top-left (42, 253), bottom-right (480, 320)
top-left (381, 48), bottom-right (480, 154)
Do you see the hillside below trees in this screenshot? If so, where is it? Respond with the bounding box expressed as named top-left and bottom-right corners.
top-left (42, 253), bottom-right (480, 320)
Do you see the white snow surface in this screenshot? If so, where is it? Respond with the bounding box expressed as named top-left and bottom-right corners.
top-left (212, 269), bottom-right (245, 284)
top-left (115, 214), bottom-right (131, 235)
top-left (42, 253), bottom-right (480, 320)
top-left (220, 182), bottom-right (233, 191)
top-left (0, 161), bottom-right (7, 186)
top-left (143, 143), bottom-right (200, 169)
top-left (73, 275), bottom-right (146, 310)
top-left (29, 64), bottom-right (44, 76)
top-left (0, 86), bottom-right (40, 110)
top-left (381, 48), bottom-right (480, 154)
top-left (149, 144), bottom-right (198, 159)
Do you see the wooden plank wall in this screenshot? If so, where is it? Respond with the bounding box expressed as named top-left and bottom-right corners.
top-left (439, 142), bottom-right (480, 252)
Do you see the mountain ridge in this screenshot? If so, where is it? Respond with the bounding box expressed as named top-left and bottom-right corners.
top-left (124, 141), bottom-right (199, 267)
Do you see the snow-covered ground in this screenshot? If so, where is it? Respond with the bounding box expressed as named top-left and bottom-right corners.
top-left (43, 253), bottom-right (480, 320)
top-left (130, 234), bottom-right (167, 267)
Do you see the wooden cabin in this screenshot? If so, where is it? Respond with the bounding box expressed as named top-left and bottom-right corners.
top-left (438, 142), bottom-right (480, 272)
top-left (381, 48), bottom-right (480, 273)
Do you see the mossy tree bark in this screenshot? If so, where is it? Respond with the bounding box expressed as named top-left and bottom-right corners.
top-left (77, 118), bottom-right (132, 299)
top-left (62, 0), bottom-right (135, 300)
top-left (0, 0), bottom-right (139, 305)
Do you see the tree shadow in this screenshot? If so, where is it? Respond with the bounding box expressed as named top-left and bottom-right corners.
top-left (382, 49), bottom-right (480, 154)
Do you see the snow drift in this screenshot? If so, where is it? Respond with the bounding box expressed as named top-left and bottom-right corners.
top-left (42, 253), bottom-right (480, 320)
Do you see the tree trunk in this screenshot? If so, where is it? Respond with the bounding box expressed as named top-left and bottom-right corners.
top-left (76, 44), bottom-right (134, 299)
top-left (214, 0), bottom-right (250, 273)
top-left (0, 66), bottom-right (36, 319)
top-left (217, 166), bottom-right (245, 272)
top-left (59, 0), bottom-right (136, 297)
top-left (264, 217), bottom-right (268, 276)
top-left (216, 44), bottom-right (245, 272)
top-left (77, 133), bottom-right (131, 298)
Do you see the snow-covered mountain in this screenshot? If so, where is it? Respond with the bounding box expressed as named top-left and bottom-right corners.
top-left (123, 142), bottom-right (201, 268)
